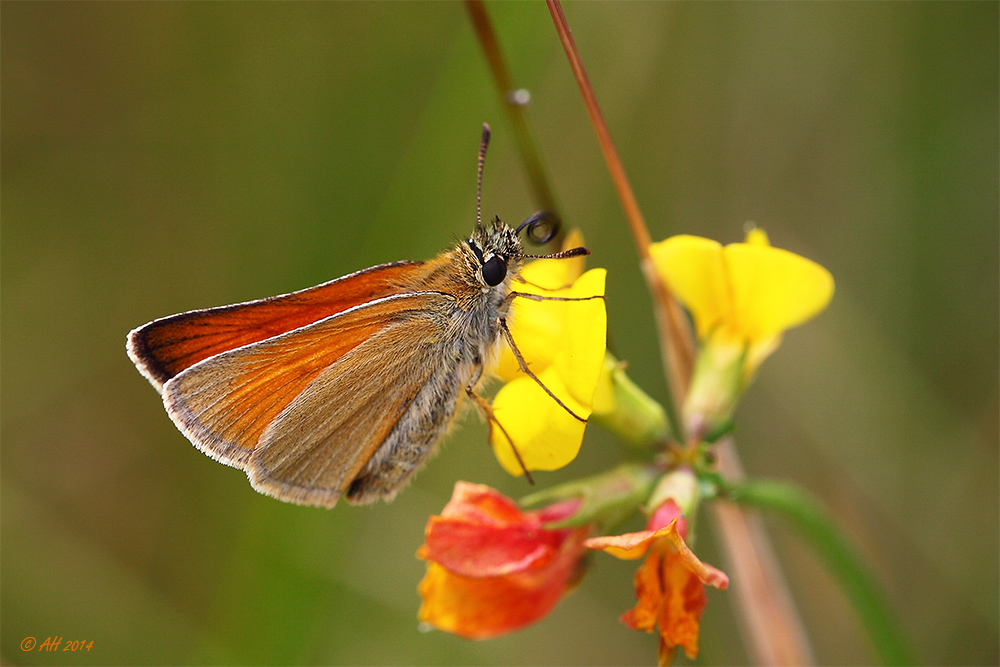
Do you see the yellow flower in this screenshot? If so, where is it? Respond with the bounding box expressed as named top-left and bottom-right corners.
top-left (650, 228), bottom-right (834, 433)
top-left (490, 231), bottom-right (607, 476)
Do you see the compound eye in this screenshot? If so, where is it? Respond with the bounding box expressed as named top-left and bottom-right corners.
top-left (481, 255), bottom-right (507, 287)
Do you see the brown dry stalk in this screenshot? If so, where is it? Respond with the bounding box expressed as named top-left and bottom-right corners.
top-left (543, 0), bottom-right (694, 416)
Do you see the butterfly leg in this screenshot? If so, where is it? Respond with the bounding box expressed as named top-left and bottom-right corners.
top-left (464, 364), bottom-right (535, 485)
top-left (513, 276), bottom-right (575, 291)
top-left (505, 291), bottom-right (606, 306)
top-left (497, 317), bottom-right (587, 423)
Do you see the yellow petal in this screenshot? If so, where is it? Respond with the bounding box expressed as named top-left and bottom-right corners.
top-left (590, 354), bottom-right (617, 416)
top-left (494, 292), bottom-right (561, 382)
top-left (495, 278), bottom-right (569, 381)
top-left (494, 258), bottom-right (577, 382)
top-left (649, 236), bottom-right (731, 339)
top-left (490, 368), bottom-right (589, 476)
top-left (553, 268), bottom-right (607, 407)
top-left (723, 242), bottom-right (834, 341)
top-left (487, 234), bottom-right (603, 477)
top-left (652, 234), bottom-right (834, 346)
top-left (521, 228), bottom-right (587, 288)
top-left (744, 332), bottom-right (782, 378)
top-left (494, 257), bottom-right (602, 384)
top-left (744, 226), bottom-right (770, 247)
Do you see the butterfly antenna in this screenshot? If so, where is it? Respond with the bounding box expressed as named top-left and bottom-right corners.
top-left (512, 247), bottom-right (591, 260)
top-left (476, 123), bottom-right (491, 233)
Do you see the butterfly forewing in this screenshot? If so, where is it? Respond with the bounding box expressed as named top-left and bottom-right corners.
top-left (162, 292), bottom-right (450, 478)
top-left (129, 261), bottom-right (425, 390)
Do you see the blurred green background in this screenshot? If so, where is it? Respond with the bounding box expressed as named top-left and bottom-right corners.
top-left (3, 2), bottom-right (997, 665)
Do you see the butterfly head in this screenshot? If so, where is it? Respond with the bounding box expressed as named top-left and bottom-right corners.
top-left (465, 124), bottom-right (586, 290)
top-left (467, 217), bottom-right (522, 289)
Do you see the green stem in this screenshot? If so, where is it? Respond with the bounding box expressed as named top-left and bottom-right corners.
top-left (727, 479), bottom-right (916, 666)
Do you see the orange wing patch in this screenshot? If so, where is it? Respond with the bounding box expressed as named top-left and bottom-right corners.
top-left (129, 261), bottom-right (426, 390)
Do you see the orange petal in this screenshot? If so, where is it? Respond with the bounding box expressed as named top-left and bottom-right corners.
top-left (658, 636), bottom-right (677, 667)
top-left (417, 529), bottom-right (589, 639)
top-left (424, 516), bottom-right (560, 577)
top-left (605, 519), bottom-right (730, 663)
top-left (585, 517), bottom-right (683, 560)
top-left (438, 481), bottom-right (526, 524)
top-left (663, 522), bottom-right (729, 590)
top-left (585, 528), bottom-right (660, 560)
top-left (418, 562), bottom-right (561, 639)
top-left (657, 548), bottom-right (708, 660)
top-left (621, 549), bottom-right (664, 632)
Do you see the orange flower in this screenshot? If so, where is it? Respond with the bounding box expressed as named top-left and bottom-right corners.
top-left (586, 500), bottom-right (728, 665)
top-left (417, 482), bottom-right (590, 639)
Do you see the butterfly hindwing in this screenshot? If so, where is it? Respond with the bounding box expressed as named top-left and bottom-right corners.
top-left (246, 305), bottom-right (453, 507)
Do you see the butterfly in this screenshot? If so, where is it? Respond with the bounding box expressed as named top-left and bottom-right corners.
top-left (127, 124), bottom-right (591, 508)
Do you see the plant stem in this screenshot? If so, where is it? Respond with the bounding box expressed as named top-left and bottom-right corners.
top-left (544, 0), bottom-right (693, 437)
top-left (712, 439), bottom-right (815, 665)
top-left (727, 475), bottom-right (916, 666)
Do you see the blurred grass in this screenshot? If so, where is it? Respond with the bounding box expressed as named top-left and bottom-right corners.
top-left (2, 2), bottom-right (997, 665)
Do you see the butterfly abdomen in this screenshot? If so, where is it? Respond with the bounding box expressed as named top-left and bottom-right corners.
top-left (345, 347), bottom-right (474, 504)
